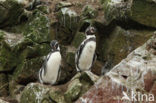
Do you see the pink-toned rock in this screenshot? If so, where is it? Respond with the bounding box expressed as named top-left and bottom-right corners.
top-left (76, 76), bottom-right (128, 103)
top-left (144, 71), bottom-right (156, 92)
top-left (150, 82), bottom-right (156, 99)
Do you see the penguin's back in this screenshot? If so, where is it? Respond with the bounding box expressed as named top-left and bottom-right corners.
top-left (42, 51), bottom-right (61, 84)
top-left (78, 40), bottom-right (96, 71)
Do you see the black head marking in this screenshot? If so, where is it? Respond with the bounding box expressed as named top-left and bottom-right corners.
top-left (50, 40), bottom-right (59, 51)
top-left (85, 26), bottom-right (97, 36)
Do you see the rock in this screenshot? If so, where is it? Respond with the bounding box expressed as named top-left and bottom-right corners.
top-left (64, 79), bottom-right (82, 102)
top-left (9, 81), bottom-right (24, 102)
top-left (101, 0), bottom-right (156, 28)
top-left (65, 71), bottom-right (99, 102)
top-left (20, 83), bottom-right (66, 103)
top-left (0, 30), bottom-right (19, 72)
top-left (129, 0), bottom-right (156, 28)
top-left (101, 0), bottom-right (131, 24)
top-left (23, 10), bottom-right (51, 43)
top-left (0, 99), bottom-right (9, 103)
top-left (11, 57), bottom-right (44, 84)
top-left (66, 51), bottom-right (75, 67)
top-left (0, 73), bottom-right (8, 97)
top-left (55, 1), bottom-right (72, 11)
top-left (81, 5), bottom-right (98, 19)
top-left (56, 7), bottom-right (80, 32)
top-left (20, 83), bottom-right (50, 103)
top-left (49, 88), bottom-right (66, 103)
top-left (36, 5), bottom-right (50, 14)
top-left (98, 26), bottom-right (153, 67)
top-left (76, 35), bottom-right (156, 103)
top-left (0, 0), bottom-right (24, 27)
top-left (71, 32), bottom-right (85, 48)
top-left (0, 30), bottom-right (50, 78)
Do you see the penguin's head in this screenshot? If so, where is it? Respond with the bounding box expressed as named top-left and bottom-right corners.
top-left (50, 40), bottom-right (60, 51)
top-left (85, 26), bottom-right (96, 36)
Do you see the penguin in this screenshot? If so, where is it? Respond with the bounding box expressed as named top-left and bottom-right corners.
top-left (75, 26), bottom-right (97, 72)
top-left (38, 40), bottom-right (62, 85)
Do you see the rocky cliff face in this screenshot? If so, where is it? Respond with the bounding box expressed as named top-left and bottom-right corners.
top-left (0, 0), bottom-right (156, 103)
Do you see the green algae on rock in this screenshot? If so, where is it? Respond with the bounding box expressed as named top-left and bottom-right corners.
top-left (0, 31), bottom-right (18, 72)
top-left (98, 26), bottom-right (153, 66)
top-left (81, 5), bottom-right (98, 19)
top-left (20, 83), bottom-right (50, 103)
top-left (11, 57), bottom-right (44, 83)
top-left (71, 32), bottom-right (85, 48)
top-left (65, 71), bottom-right (99, 103)
top-left (64, 79), bottom-right (82, 102)
top-left (49, 89), bottom-right (66, 103)
top-left (23, 10), bottom-right (51, 43)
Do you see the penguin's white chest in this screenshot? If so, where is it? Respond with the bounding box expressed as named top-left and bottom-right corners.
top-left (43, 52), bottom-right (61, 84)
top-left (79, 41), bottom-right (96, 71)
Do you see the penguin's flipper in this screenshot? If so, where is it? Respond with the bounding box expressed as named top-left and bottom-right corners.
top-left (75, 42), bottom-right (84, 72)
top-left (92, 53), bottom-right (97, 64)
top-left (43, 52), bottom-right (52, 76)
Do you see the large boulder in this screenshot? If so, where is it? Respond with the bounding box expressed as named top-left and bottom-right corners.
top-left (98, 26), bottom-right (153, 67)
top-left (23, 10), bottom-right (51, 43)
top-left (129, 0), bottom-right (156, 28)
top-left (101, 0), bottom-right (156, 28)
top-left (76, 34), bottom-right (156, 103)
top-left (0, 0), bottom-right (24, 27)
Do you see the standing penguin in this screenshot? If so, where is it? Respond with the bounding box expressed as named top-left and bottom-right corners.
top-left (75, 26), bottom-right (97, 72)
top-left (39, 40), bottom-right (62, 85)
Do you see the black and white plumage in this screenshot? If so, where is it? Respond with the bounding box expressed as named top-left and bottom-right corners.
top-left (39, 40), bottom-right (61, 85)
top-left (75, 26), bottom-right (97, 72)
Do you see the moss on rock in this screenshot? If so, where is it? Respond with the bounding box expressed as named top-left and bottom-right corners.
top-left (49, 89), bottom-right (66, 103)
top-left (82, 5), bottom-right (98, 19)
top-left (98, 26), bottom-right (153, 66)
top-left (64, 79), bottom-right (82, 103)
top-left (12, 57), bottom-right (44, 83)
top-left (72, 32), bottom-right (85, 48)
top-left (129, 0), bottom-right (156, 28)
top-left (20, 83), bottom-right (50, 103)
top-left (23, 10), bottom-right (51, 43)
